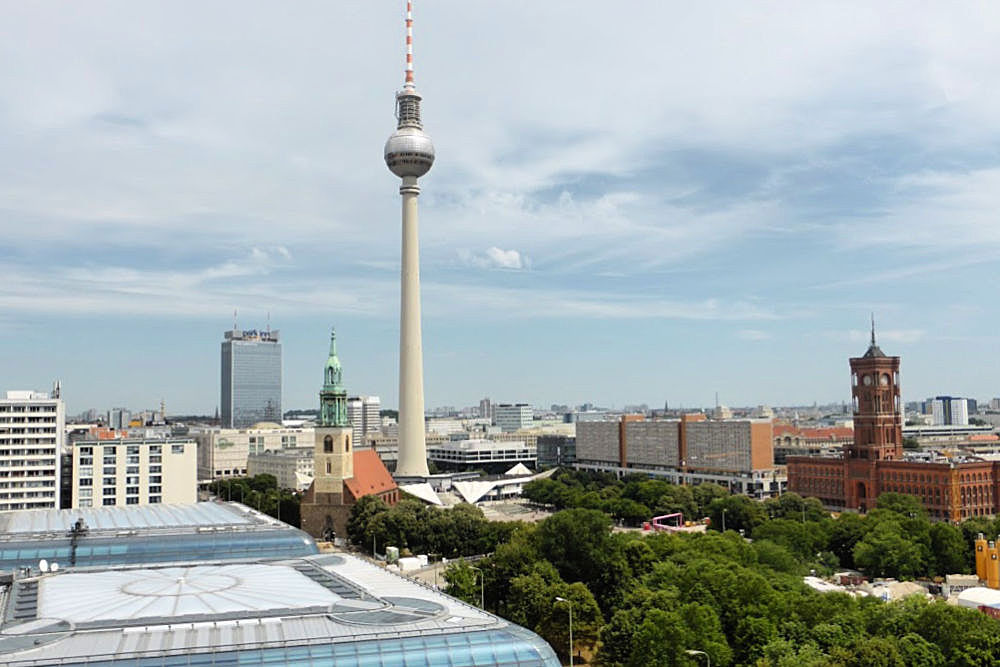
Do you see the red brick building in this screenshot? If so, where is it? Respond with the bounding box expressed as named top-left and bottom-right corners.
top-left (788, 330), bottom-right (999, 522)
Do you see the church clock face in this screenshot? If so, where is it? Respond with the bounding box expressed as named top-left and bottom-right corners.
top-left (862, 374), bottom-right (873, 386)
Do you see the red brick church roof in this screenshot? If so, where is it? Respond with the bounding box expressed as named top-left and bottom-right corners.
top-left (345, 449), bottom-right (398, 501)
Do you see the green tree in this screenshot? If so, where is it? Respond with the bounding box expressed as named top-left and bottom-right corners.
top-left (929, 522), bottom-right (967, 576)
top-left (692, 483), bottom-right (729, 517)
top-left (707, 495), bottom-right (767, 535)
top-left (853, 520), bottom-right (928, 579)
top-left (346, 494), bottom-right (390, 549)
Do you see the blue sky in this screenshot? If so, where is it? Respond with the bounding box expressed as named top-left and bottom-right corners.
top-left (2, 2), bottom-right (1000, 415)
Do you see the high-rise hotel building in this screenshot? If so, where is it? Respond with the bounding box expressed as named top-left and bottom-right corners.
top-left (221, 328), bottom-right (282, 428)
top-left (0, 387), bottom-right (65, 511)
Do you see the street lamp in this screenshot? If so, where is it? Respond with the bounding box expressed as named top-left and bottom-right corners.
top-left (721, 508), bottom-right (727, 533)
top-left (555, 596), bottom-right (574, 667)
top-left (686, 649), bottom-right (711, 666)
top-left (470, 566), bottom-right (485, 610)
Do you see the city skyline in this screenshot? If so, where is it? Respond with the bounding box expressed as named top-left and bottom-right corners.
top-left (3, 3), bottom-right (1000, 413)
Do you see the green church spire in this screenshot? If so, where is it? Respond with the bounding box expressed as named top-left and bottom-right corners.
top-left (319, 328), bottom-right (349, 427)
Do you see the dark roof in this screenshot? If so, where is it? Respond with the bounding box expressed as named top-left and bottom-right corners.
top-left (862, 343), bottom-right (887, 358)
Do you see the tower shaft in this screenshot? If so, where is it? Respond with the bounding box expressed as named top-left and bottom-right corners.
top-left (396, 176), bottom-right (429, 476)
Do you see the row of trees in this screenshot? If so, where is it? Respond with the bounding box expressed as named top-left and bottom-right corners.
top-left (523, 469), bottom-right (730, 525)
top-left (346, 495), bottom-right (520, 558)
top-left (442, 507), bottom-right (1000, 666)
top-left (527, 470), bottom-right (989, 580)
top-left (207, 475), bottom-right (301, 526)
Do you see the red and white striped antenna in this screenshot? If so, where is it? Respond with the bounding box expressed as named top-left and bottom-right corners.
top-left (404, 0), bottom-right (415, 88)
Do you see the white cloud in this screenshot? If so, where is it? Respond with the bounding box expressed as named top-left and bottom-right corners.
top-left (457, 247), bottom-right (529, 271)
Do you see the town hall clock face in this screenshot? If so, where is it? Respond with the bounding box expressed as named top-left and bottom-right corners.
top-left (862, 374), bottom-right (873, 386)
top-left (880, 373), bottom-right (890, 386)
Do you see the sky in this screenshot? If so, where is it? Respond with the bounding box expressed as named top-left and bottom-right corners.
top-left (3, 1), bottom-right (1000, 416)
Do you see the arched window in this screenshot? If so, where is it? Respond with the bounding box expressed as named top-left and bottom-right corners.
top-left (326, 461), bottom-right (332, 474)
top-left (345, 436), bottom-right (350, 453)
top-left (324, 435), bottom-right (333, 453)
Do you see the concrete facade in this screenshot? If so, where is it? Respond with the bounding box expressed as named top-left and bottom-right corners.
top-left (0, 389), bottom-right (64, 511)
top-left (247, 447), bottom-right (314, 490)
top-left (71, 437), bottom-right (196, 508)
top-left (195, 425), bottom-right (313, 480)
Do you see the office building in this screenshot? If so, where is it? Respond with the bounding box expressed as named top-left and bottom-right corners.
top-left (70, 437), bottom-right (196, 508)
top-left (496, 403), bottom-right (533, 432)
top-left (347, 395), bottom-right (381, 446)
top-left (0, 501), bottom-right (318, 571)
top-left (537, 434), bottom-right (576, 468)
top-left (220, 327), bottom-right (282, 428)
top-left (195, 424), bottom-right (312, 481)
top-left (427, 438), bottom-right (536, 473)
top-left (788, 326), bottom-right (1000, 521)
top-left (0, 387), bottom-right (64, 511)
top-left (0, 552), bottom-right (559, 667)
top-left (479, 397), bottom-right (495, 423)
top-left (247, 446), bottom-right (315, 490)
top-left (574, 414), bottom-right (779, 495)
top-left (930, 396), bottom-right (970, 426)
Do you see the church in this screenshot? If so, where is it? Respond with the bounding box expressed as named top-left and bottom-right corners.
top-left (300, 330), bottom-right (399, 541)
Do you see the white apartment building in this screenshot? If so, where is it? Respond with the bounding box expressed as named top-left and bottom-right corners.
top-left (195, 425), bottom-right (314, 480)
top-left (71, 437), bottom-right (196, 508)
top-left (247, 447), bottom-right (314, 491)
top-left (495, 403), bottom-right (533, 433)
top-left (0, 389), bottom-right (65, 511)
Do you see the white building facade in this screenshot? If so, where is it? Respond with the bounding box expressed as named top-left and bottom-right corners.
top-left (495, 404), bottom-right (533, 433)
top-left (71, 437), bottom-right (196, 508)
top-left (0, 389), bottom-right (65, 511)
top-left (247, 447), bottom-right (314, 491)
top-left (195, 425), bottom-right (314, 480)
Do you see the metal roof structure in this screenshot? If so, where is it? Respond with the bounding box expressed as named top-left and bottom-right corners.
top-left (0, 553), bottom-right (559, 666)
top-left (0, 503), bottom-right (262, 538)
top-left (0, 502), bottom-right (318, 572)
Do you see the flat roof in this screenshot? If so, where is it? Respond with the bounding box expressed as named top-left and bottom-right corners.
top-left (0, 553), bottom-right (559, 666)
top-left (0, 503), bottom-right (280, 539)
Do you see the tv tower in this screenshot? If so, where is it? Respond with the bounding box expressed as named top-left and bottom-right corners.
top-left (385, 0), bottom-right (434, 477)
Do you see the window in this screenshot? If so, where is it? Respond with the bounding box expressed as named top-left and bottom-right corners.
top-left (103, 477), bottom-right (116, 486)
top-left (127, 446), bottom-right (140, 455)
top-left (79, 478), bottom-right (92, 487)
top-left (149, 496), bottom-right (161, 503)
top-left (103, 466), bottom-right (115, 475)
top-left (326, 461), bottom-right (332, 474)
top-left (149, 476), bottom-right (161, 484)
top-left (126, 487), bottom-right (139, 495)
top-left (149, 485), bottom-right (161, 494)
top-left (103, 488), bottom-right (116, 496)
top-left (345, 436), bottom-right (350, 453)
top-left (103, 498), bottom-right (116, 506)
top-left (104, 446), bottom-right (116, 456)
top-left (126, 497), bottom-right (139, 504)
top-left (171, 444), bottom-right (185, 454)
top-left (324, 436), bottom-right (333, 453)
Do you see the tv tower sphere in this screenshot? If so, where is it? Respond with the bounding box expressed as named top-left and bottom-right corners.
top-left (384, 113), bottom-right (434, 178)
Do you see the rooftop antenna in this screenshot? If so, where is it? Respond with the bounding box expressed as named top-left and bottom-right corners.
top-left (266, 311), bottom-right (271, 334)
top-left (870, 312), bottom-right (877, 347)
top-left (405, 0), bottom-right (415, 89)
top-left (233, 308), bottom-right (238, 332)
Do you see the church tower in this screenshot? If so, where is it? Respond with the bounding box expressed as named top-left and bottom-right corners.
top-left (314, 328), bottom-right (353, 493)
top-left (844, 319), bottom-right (902, 511)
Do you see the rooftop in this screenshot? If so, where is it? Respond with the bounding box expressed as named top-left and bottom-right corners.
top-left (0, 553), bottom-right (559, 666)
top-left (0, 502), bottom-right (281, 539)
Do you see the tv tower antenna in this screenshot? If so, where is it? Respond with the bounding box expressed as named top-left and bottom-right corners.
top-left (385, 0), bottom-right (434, 478)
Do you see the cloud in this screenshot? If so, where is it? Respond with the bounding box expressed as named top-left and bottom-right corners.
top-left (457, 247), bottom-right (529, 271)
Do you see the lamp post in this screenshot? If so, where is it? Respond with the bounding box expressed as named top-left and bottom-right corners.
top-left (470, 566), bottom-right (485, 610)
top-left (721, 508), bottom-right (727, 533)
top-left (685, 649), bottom-right (711, 666)
top-left (555, 596), bottom-right (574, 667)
